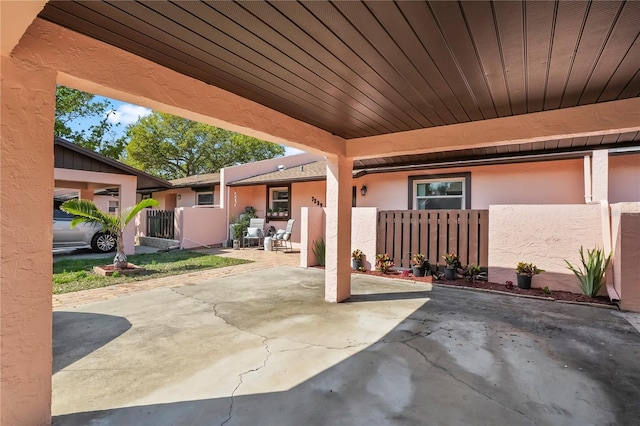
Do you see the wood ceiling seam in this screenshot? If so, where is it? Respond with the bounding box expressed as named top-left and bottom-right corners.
top-left (329, 1), bottom-right (442, 128)
top-left (362, 1), bottom-right (460, 126)
top-left (489, 0), bottom-right (514, 117)
top-left (399, 1), bottom-right (483, 122)
top-left (461, 1), bottom-right (512, 117)
top-left (576, 1), bottom-right (626, 106)
top-left (211, 1), bottom-right (399, 135)
top-left (190, 1), bottom-right (395, 136)
top-left (276, 1), bottom-right (429, 131)
top-left (304, 1), bottom-right (436, 128)
top-left (397, 4), bottom-right (471, 123)
top-left (131, 1), bottom-right (371, 137)
top-left (428, 1), bottom-right (497, 120)
top-left (540, 0), bottom-right (559, 112)
top-left (589, 2), bottom-right (640, 103)
top-left (560, 1), bottom-right (621, 108)
top-left (493, 1), bottom-right (527, 115)
top-left (524, 1), bottom-right (557, 113)
top-left (542, 1), bottom-right (587, 111)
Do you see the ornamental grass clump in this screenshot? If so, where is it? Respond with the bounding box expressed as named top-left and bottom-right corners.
top-left (565, 246), bottom-right (611, 298)
top-left (312, 237), bottom-right (326, 266)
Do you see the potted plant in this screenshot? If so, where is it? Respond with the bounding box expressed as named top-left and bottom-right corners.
top-left (516, 262), bottom-right (544, 289)
top-left (375, 253), bottom-right (394, 274)
top-left (442, 252), bottom-right (459, 280)
top-left (60, 198), bottom-right (159, 268)
top-left (352, 249), bottom-right (364, 270)
top-left (411, 253), bottom-right (427, 277)
top-left (232, 211), bottom-right (255, 250)
top-left (267, 208), bottom-right (273, 217)
top-left (463, 264), bottom-right (482, 282)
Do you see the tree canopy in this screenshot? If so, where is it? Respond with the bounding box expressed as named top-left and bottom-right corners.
top-left (55, 86), bottom-right (126, 158)
top-left (125, 112), bottom-right (285, 179)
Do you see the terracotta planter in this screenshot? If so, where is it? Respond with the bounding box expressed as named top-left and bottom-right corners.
top-left (517, 274), bottom-right (532, 289)
top-left (444, 267), bottom-right (456, 280)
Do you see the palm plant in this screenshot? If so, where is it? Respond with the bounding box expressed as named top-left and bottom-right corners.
top-left (61, 198), bottom-right (158, 268)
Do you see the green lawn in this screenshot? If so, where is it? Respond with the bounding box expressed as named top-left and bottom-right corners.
top-left (53, 251), bottom-right (251, 294)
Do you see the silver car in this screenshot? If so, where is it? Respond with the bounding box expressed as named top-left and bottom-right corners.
top-left (53, 209), bottom-right (116, 253)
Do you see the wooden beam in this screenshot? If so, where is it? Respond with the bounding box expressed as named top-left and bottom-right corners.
top-left (14, 19), bottom-right (345, 157)
top-left (347, 98), bottom-right (640, 160)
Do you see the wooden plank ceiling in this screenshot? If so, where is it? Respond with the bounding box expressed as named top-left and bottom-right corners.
top-left (40, 1), bottom-right (640, 164)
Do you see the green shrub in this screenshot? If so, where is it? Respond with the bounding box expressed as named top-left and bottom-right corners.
top-left (565, 246), bottom-right (611, 298)
top-left (312, 237), bottom-right (326, 266)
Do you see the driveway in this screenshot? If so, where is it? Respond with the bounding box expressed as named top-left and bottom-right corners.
top-left (53, 267), bottom-right (640, 425)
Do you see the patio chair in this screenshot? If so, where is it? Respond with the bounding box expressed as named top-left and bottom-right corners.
top-left (243, 218), bottom-right (265, 248)
top-left (273, 219), bottom-right (295, 253)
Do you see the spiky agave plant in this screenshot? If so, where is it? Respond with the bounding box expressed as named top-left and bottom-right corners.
top-left (565, 246), bottom-right (612, 298)
top-left (60, 198), bottom-right (158, 268)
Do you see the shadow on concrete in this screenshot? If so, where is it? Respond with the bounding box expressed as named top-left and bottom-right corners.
top-left (52, 286), bottom-right (640, 425)
top-left (53, 311), bottom-right (132, 374)
top-left (347, 291), bottom-right (432, 302)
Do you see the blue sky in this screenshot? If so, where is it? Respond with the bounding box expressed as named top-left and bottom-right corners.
top-left (72, 95), bottom-right (305, 156)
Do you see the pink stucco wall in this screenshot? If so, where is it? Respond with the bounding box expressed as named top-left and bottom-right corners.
top-left (488, 204), bottom-right (605, 293)
top-left (609, 154), bottom-right (640, 203)
top-left (611, 202), bottom-right (640, 312)
top-left (300, 207), bottom-right (326, 267)
top-left (93, 194), bottom-right (119, 213)
top-left (351, 208), bottom-right (378, 270)
top-left (174, 207), bottom-right (228, 249)
top-left (1, 54), bottom-right (55, 425)
top-left (354, 158), bottom-right (585, 210)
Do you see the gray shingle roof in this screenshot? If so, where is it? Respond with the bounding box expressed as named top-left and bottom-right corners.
top-left (228, 161), bottom-right (327, 186)
top-left (170, 173), bottom-right (220, 188)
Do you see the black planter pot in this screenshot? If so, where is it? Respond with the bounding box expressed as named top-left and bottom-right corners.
top-left (517, 274), bottom-right (532, 289)
top-left (444, 267), bottom-right (456, 280)
top-left (352, 259), bottom-right (363, 270)
top-left (412, 266), bottom-right (425, 277)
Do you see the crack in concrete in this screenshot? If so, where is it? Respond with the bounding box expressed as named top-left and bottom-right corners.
top-left (403, 340), bottom-right (538, 426)
top-left (168, 288), bottom-right (272, 426)
top-left (168, 288), bottom-right (374, 425)
top-left (221, 336), bottom-right (272, 426)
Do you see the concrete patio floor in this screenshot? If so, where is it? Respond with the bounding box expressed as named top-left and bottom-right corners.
top-left (53, 267), bottom-right (640, 425)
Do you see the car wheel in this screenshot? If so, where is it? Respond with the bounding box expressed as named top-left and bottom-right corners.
top-left (91, 232), bottom-right (116, 253)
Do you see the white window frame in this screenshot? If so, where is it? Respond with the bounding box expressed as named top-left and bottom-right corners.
top-left (197, 191), bottom-right (214, 206)
top-left (108, 200), bottom-right (119, 213)
top-left (413, 177), bottom-right (466, 210)
top-left (268, 185), bottom-right (290, 216)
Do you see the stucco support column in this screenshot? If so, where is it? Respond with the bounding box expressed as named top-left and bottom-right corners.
top-left (325, 156), bottom-right (353, 302)
top-left (80, 187), bottom-right (94, 201)
top-left (591, 150), bottom-right (609, 202)
top-left (0, 55), bottom-right (55, 425)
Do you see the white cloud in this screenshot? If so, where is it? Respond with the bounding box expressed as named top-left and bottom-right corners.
top-left (284, 146), bottom-right (306, 156)
top-left (107, 104), bottom-right (151, 125)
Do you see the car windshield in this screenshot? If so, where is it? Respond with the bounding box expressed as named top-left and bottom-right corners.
top-left (54, 209), bottom-right (74, 220)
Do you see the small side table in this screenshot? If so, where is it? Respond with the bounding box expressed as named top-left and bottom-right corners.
top-left (263, 237), bottom-right (273, 252)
